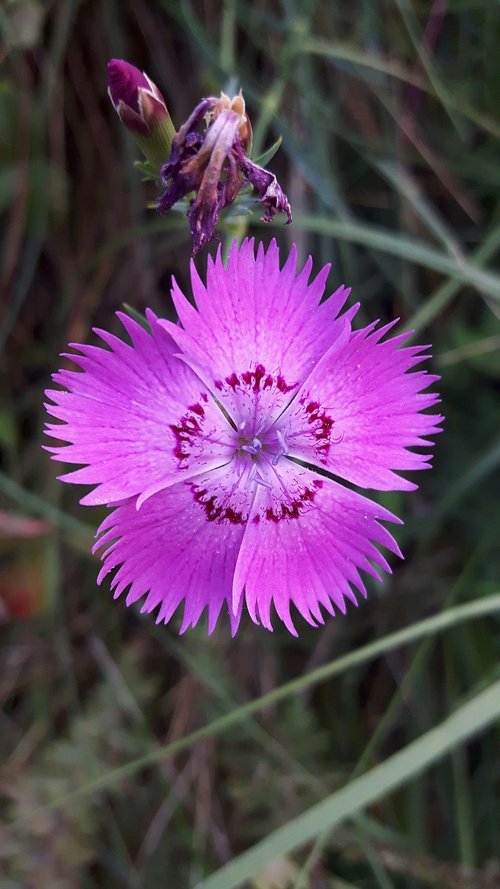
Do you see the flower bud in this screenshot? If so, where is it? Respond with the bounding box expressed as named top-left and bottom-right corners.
top-left (107, 59), bottom-right (176, 175)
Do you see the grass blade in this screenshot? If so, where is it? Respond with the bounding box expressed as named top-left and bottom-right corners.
top-left (197, 677), bottom-right (500, 889)
top-left (9, 593), bottom-right (500, 829)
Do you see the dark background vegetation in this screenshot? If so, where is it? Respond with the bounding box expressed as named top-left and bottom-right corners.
top-left (1, 1), bottom-right (499, 887)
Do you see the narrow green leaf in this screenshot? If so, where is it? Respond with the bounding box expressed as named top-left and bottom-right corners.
top-left (403, 224), bottom-right (500, 334)
top-left (254, 135), bottom-right (283, 167)
top-left (277, 214), bottom-right (500, 303)
top-left (302, 38), bottom-right (500, 140)
top-left (122, 303), bottom-right (150, 331)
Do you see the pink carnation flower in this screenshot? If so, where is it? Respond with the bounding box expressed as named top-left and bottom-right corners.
top-left (44, 240), bottom-right (442, 635)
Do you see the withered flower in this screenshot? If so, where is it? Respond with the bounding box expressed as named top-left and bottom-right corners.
top-left (158, 92), bottom-right (292, 254)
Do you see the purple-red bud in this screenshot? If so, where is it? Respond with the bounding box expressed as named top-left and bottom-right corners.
top-left (108, 59), bottom-right (151, 114)
top-left (107, 59), bottom-right (176, 173)
top-left (107, 59), bottom-right (171, 136)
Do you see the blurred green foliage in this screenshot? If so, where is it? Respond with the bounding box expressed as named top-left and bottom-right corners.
top-left (1, 1), bottom-right (499, 887)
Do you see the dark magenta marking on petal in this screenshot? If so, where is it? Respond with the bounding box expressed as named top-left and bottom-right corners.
top-left (191, 485), bottom-right (246, 525)
top-left (298, 397), bottom-right (336, 461)
top-left (263, 479), bottom-right (323, 523)
top-left (189, 402), bottom-right (205, 416)
top-left (305, 401), bottom-right (320, 414)
top-left (241, 363), bottom-right (266, 392)
top-left (170, 398), bottom-right (207, 462)
top-left (225, 372), bottom-right (240, 391)
top-left (215, 366), bottom-right (298, 399)
top-left (277, 374), bottom-right (296, 394)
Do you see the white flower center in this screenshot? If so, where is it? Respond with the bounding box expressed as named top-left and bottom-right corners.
top-left (233, 421), bottom-right (290, 491)
top-left (236, 421), bottom-right (288, 466)
top-left (240, 435), bottom-right (263, 456)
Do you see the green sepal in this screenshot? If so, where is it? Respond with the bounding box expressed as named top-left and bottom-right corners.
top-left (133, 159), bottom-right (161, 182)
top-left (133, 113), bottom-right (176, 178)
